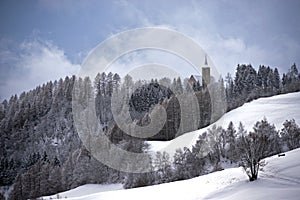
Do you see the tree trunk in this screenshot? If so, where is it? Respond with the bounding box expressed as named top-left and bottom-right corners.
top-left (249, 173), bottom-right (257, 181)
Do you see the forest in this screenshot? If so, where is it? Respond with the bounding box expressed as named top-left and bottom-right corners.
top-left (0, 63), bottom-right (300, 199)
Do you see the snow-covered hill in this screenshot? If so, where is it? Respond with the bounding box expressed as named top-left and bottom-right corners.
top-left (149, 92), bottom-right (300, 155)
top-left (206, 148), bottom-right (300, 200)
top-left (41, 184), bottom-right (123, 199)
top-left (42, 148), bottom-right (300, 200)
top-left (42, 92), bottom-right (300, 200)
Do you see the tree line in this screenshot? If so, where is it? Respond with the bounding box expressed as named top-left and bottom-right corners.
top-left (124, 118), bottom-right (300, 188)
top-left (0, 63), bottom-right (299, 199)
top-left (225, 63), bottom-right (300, 110)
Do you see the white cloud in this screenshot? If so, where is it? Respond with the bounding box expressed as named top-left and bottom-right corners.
top-left (0, 39), bottom-right (80, 100)
top-left (2, 1), bottom-right (296, 102)
top-left (111, 0), bottom-right (300, 76)
top-left (104, 1), bottom-right (246, 75)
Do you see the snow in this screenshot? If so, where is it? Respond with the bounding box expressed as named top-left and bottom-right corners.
top-left (0, 185), bottom-right (13, 200)
top-left (207, 148), bottom-right (300, 200)
top-left (42, 148), bottom-right (300, 200)
top-left (41, 184), bottom-right (123, 199)
top-left (41, 93), bottom-right (300, 200)
top-left (148, 92), bottom-right (300, 155)
top-left (50, 137), bottom-right (60, 146)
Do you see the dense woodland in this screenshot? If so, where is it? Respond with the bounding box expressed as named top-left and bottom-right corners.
top-left (0, 63), bottom-right (300, 199)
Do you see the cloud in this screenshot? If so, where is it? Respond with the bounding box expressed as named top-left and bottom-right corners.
top-left (103, 1), bottom-right (251, 75)
top-left (111, 0), bottom-right (300, 76)
top-left (0, 38), bottom-right (80, 101)
top-left (2, 0), bottom-right (299, 102)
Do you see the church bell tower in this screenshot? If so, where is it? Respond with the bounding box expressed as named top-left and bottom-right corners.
top-left (202, 55), bottom-right (210, 87)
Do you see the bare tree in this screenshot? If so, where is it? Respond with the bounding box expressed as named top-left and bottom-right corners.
top-left (237, 131), bottom-right (270, 181)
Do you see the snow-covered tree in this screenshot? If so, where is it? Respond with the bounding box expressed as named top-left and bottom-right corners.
top-left (280, 119), bottom-right (300, 150)
top-left (153, 151), bottom-right (173, 183)
top-left (237, 120), bottom-right (274, 181)
top-left (225, 121), bottom-right (237, 161)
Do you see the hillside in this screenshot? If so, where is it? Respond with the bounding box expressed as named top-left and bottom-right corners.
top-left (1, 77), bottom-right (299, 199)
top-left (42, 147), bottom-right (300, 200)
top-left (41, 91), bottom-right (300, 200)
top-left (149, 92), bottom-right (300, 155)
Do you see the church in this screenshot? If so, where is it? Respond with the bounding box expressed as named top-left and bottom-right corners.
top-left (189, 55), bottom-right (211, 88)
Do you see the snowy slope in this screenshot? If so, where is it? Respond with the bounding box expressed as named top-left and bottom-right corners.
top-left (149, 92), bottom-right (300, 155)
top-left (43, 148), bottom-right (300, 200)
top-left (42, 184), bottom-right (123, 199)
top-left (41, 93), bottom-right (300, 200)
top-left (206, 148), bottom-right (300, 200)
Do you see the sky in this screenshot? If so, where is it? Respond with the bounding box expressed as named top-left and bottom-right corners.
top-left (1, 0), bottom-right (300, 101)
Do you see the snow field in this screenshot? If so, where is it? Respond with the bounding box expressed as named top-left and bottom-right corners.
top-left (149, 92), bottom-right (300, 156)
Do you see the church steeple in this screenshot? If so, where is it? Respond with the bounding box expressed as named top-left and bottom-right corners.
top-left (202, 54), bottom-right (210, 87)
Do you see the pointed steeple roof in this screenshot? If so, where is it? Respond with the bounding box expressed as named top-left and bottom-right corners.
top-left (204, 54), bottom-right (208, 66)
